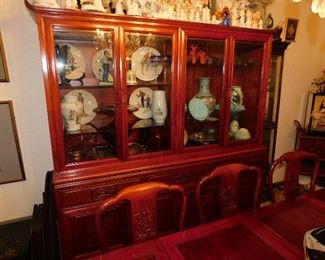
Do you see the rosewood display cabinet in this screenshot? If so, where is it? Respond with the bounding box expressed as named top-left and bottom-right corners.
top-left (26, 1), bottom-right (273, 259)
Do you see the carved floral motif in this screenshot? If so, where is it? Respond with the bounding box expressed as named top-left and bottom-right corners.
top-left (134, 208), bottom-right (155, 241)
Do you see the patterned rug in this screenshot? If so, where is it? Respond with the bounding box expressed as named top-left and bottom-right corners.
top-left (0, 219), bottom-right (31, 259)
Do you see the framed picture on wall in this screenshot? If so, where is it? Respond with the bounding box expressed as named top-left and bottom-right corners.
top-left (0, 31), bottom-right (9, 82)
top-left (0, 32), bottom-right (9, 82)
top-left (0, 101), bottom-right (25, 184)
top-left (281, 18), bottom-right (299, 42)
top-left (308, 93), bottom-right (325, 135)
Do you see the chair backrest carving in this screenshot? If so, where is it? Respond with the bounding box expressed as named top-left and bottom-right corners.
top-left (293, 120), bottom-right (307, 137)
top-left (95, 182), bottom-right (187, 251)
top-left (293, 120), bottom-right (307, 150)
top-left (268, 150), bottom-right (320, 202)
top-left (196, 163), bottom-right (263, 224)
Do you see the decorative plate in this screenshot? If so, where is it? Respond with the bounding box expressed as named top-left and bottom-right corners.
top-left (131, 47), bottom-right (163, 81)
top-left (66, 90), bottom-right (98, 124)
top-left (188, 98), bottom-right (208, 121)
top-left (129, 87), bottom-right (153, 119)
top-left (92, 48), bottom-right (114, 83)
top-left (60, 44), bottom-right (85, 80)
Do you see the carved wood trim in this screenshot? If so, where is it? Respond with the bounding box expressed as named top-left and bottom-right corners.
top-left (91, 184), bottom-right (119, 201)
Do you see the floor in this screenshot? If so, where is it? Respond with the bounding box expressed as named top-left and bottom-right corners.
top-left (0, 219), bottom-right (31, 260)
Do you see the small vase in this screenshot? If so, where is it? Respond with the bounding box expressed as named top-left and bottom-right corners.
top-left (61, 95), bottom-right (82, 132)
top-left (196, 77), bottom-right (216, 116)
top-left (151, 90), bottom-right (167, 123)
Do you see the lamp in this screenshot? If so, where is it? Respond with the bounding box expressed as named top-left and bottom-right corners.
top-left (292, 0), bottom-right (325, 18)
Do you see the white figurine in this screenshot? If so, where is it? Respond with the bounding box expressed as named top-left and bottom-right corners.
top-left (259, 19), bottom-right (264, 29)
top-left (211, 14), bottom-right (217, 24)
top-left (194, 7), bottom-right (201, 22)
top-left (115, 0), bottom-right (125, 14)
top-left (246, 9), bottom-right (252, 28)
top-left (127, 0), bottom-right (140, 15)
top-left (188, 8), bottom-right (195, 21)
top-left (65, 0), bottom-right (78, 9)
top-left (202, 6), bottom-right (211, 23)
top-left (239, 10), bottom-right (245, 27)
top-left (80, 0), bottom-right (106, 12)
top-left (33, 0), bottom-right (59, 8)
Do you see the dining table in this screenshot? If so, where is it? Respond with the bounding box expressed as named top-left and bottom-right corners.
top-left (90, 189), bottom-right (325, 260)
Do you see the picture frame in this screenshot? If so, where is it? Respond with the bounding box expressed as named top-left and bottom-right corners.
top-left (281, 18), bottom-right (299, 42)
top-left (0, 101), bottom-right (25, 184)
top-left (308, 93), bottom-right (325, 136)
top-left (0, 31), bottom-right (9, 82)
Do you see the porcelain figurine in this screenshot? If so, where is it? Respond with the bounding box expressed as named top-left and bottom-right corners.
top-left (33, 0), bottom-right (59, 8)
top-left (115, 0), bottom-right (125, 14)
top-left (80, 0), bottom-right (106, 12)
top-left (202, 6), bottom-right (211, 23)
top-left (127, 0), bottom-right (140, 15)
top-left (235, 128), bottom-right (251, 140)
top-left (239, 10), bottom-right (246, 27)
top-left (246, 9), bottom-right (252, 28)
top-left (65, 0), bottom-right (78, 9)
top-left (222, 7), bottom-right (231, 26)
top-left (230, 120), bottom-right (239, 136)
top-left (194, 7), bottom-right (201, 22)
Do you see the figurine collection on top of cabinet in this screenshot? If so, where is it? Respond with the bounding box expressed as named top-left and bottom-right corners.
top-left (31, 0), bottom-right (274, 29)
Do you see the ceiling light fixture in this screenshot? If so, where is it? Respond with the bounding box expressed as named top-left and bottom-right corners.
top-left (292, 0), bottom-right (325, 18)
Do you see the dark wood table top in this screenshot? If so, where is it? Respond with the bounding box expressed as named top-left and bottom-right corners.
top-left (90, 189), bottom-right (325, 260)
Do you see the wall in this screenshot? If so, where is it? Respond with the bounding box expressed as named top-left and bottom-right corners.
top-left (267, 0), bottom-right (325, 159)
top-left (0, 0), bottom-right (53, 222)
top-left (0, 0), bottom-right (324, 222)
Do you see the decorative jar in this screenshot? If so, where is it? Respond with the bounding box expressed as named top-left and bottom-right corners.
top-left (61, 95), bottom-right (82, 132)
top-left (196, 77), bottom-right (216, 116)
top-left (151, 90), bottom-right (167, 123)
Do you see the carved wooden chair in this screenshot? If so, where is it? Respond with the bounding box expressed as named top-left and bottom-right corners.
top-left (293, 120), bottom-right (307, 150)
top-left (269, 150), bottom-right (320, 203)
top-left (196, 163), bottom-right (263, 224)
top-left (95, 182), bottom-right (187, 252)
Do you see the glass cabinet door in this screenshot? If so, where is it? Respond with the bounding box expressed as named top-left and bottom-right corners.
top-left (184, 38), bottom-right (224, 148)
top-left (54, 28), bottom-right (117, 164)
top-left (124, 32), bottom-right (173, 156)
top-left (228, 41), bottom-right (264, 143)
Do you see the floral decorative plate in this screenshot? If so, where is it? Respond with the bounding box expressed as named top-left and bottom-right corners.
top-left (189, 98), bottom-right (209, 121)
top-left (131, 47), bottom-right (163, 81)
top-left (58, 44), bottom-right (85, 80)
top-left (92, 48), bottom-right (114, 83)
top-left (129, 87), bottom-right (153, 119)
top-left (66, 90), bottom-right (98, 124)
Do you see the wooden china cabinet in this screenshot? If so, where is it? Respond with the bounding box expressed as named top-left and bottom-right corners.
top-left (26, 1), bottom-right (273, 259)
